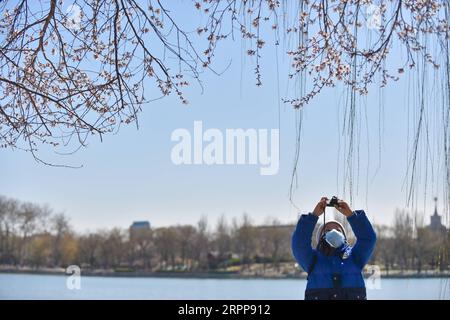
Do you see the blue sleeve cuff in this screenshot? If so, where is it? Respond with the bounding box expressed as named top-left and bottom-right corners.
top-left (306, 213), bottom-right (319, 222)
top-left (346, 209), bottom-right (364, 221)
top-left (295, 213), bottom-right (318, 232)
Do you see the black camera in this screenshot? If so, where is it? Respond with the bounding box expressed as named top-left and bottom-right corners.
top-left (326, 196), bottom-right (339, 207)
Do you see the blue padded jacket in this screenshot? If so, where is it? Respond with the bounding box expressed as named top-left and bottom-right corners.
top-left (291, 210), bottom-right (377, 300)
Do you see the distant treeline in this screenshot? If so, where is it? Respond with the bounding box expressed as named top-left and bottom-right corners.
top-left (0, 196), bottom-right (448, 274)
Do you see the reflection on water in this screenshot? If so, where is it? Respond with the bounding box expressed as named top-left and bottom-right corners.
top-left (0, 273), bottom-right (448, 300)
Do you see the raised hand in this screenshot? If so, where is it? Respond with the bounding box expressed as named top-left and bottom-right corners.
top-left (334, 199), bottom-right (353, 217)
top-left (312, 197), bottom-right (328, 216)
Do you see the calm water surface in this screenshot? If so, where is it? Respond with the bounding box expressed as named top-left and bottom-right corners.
top-left (0, 273), bottom-right (448, 300)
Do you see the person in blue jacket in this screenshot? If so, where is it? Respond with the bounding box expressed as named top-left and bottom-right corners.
top-left (292, 196), bottom-right (377, 300)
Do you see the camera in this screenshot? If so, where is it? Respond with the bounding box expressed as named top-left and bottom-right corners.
top-left (326, 196), bottom-right (339, 207)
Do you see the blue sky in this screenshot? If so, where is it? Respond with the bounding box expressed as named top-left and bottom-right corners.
top-left (0, 2), bottom-right (446, 232)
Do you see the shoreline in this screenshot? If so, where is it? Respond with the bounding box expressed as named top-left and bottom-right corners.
top-left (1, 268), bottom-right (449, 280)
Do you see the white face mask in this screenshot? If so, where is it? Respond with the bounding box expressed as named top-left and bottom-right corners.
top-left (324, 229), bottom-right (345, 248)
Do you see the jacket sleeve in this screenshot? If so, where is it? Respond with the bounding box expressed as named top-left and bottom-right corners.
top-left (291, 213), bottom-right (318, 272)
top-left (347, 210), bottom-right (377, 268)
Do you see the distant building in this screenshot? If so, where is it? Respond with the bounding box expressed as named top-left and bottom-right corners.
top-left (429, 197), bottom-right (447, 235)
top-left (129, 221), bottom-right (151, 240)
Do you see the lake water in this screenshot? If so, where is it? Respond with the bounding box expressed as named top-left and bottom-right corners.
top-left (0, 273), bottom-right (449, 300)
